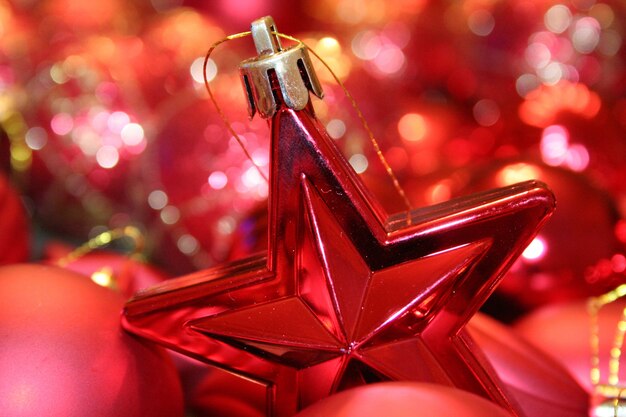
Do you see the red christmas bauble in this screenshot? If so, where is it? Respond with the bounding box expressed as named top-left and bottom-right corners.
top-left (459, 159), bottom-right (624, 308)
top-left (514, 298), bottom-right (626, 395)
top-left (43, 242), bottom-right (169, 298)
top-left (0, 174), bottom-right (29, 265)
top-left (468, 313), bottom-right (588, 416)
top-left (148, 94), bottom-right (269, 272)
top-left (292, 382), bottom-right (512, 417)
top-left (0, 263), bottom-right (183, 417)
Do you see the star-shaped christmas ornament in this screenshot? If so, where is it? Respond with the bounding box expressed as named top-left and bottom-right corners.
top-left (123, 17), bottom-right (555, 417)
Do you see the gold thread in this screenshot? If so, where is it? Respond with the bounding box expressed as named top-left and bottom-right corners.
top-left (202, 30), bottom-right (413, 221)
top-left (56, 226), bottom-right (145, 267)
top-left (615, 388), bottom-right (626, 417)
top-left (590, 297), bottom-right (602, 386)
top-left (275, 32), bottom-right (413, 221)
top-left (611, 307), bottom-right (626, 385)
top-left (589, 283), bottom-right (626, 414)
top-left (202, 31), bottom-right (269, 184)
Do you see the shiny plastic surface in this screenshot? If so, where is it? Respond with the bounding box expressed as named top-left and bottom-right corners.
top-left (123, 103), bottom-right (555, 417)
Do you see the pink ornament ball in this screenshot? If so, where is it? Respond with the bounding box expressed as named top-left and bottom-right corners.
top-left (0, 264), bottom-right (183, 417)
top-left (293, 382), bottom-right (512, 417)
top-left (468, 313), bottom-right (588, 416)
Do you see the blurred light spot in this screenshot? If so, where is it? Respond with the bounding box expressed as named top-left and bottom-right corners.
top-left (525, 42), bottom-right (551, 69)
top-left (425, 180), bottom-right (452, 204)
top-left (91, 110), bottom-right (110, 131)
top-left (120, 123), bottom-right (144, 146)
top-left (473, 99), bottom-right (500, 127)
top-left (540, 124), bottom-right (569, 165)
top-left (73, 129), bottom-right (100, 156)
top-left (91, 268), bottom-right (114, 288)
top-left (61, 55), bottom-right (86, 78)
top-left (310, 36), bottom-right (352, 80)
top-left (349, 153), bottom-right (368, 174)
top-left (49, 63), bottom-right (68, 84)
top-left (318, 37), bottom-right (341, 54)
top-left (107, 111), bottom-right (130, 134)
top-left (351, 30), bottom-right (382, 60)
top-left (374, 45), bottom-right (405, 74)
top-left (25, 127), bottom-right (48, 150)
top-left (50, 113), bottom-right (73, 135)
top-left (241, 166), bottom-right (263, 189)
top-left (496, 163), bottom-right (541, 186)
top-left (515, 73), bottom-right (540, 97)
top-left (522, 237), bottom-right (547, 262)
top-left (538, 61), bottom-right (564, 85)
top-left (251, 148), bottom-right (268, 167)
top-left (467, 9), bottom-right (495, 37)
top-left (160, 205), bottom-right (180, 225)
top-left (327, 119), bottom-right (346, 139)
top-left (255, 181), bottom-right (268, 199)
top-left (519, 81), bottom-right (601, 127)
top-left (398, 113), bottom-right (427, 141)
top-left (544, 5), bottom-right (572, 34)
top-left (208, 171), bottom-right (228, 190)
top-left (148, 189), bottom-right (168, 210)
top-left (572, 17), bottom-right (601, 54)
top-left (191, 57), bottom-right (217, 84)
top-left (11, 145), bottom-right (31, 169)
top-left (561, 64), bottom-right (580, 83)
top-left (177, 234), bottom-right (199, 255)
top-left (613, 254), bottom-right (626, 273)
top-left (96, 145), bottom-right (119, 169)
top-left (564, 143), bottom-right (589, 171)
top-left (217, 215), bottom-right (236, 235)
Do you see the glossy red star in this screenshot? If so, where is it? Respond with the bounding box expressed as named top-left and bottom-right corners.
top-left (123, 103), bottom-right (555, 417)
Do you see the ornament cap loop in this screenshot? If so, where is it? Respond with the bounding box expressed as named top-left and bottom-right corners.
top-left (239, 16), bottom-right (323, 119)
top-left (251, 16), bottom-right (283, 56)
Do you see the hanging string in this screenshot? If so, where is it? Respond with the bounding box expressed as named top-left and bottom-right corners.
top-left (56, 226), bottom-right (145, 267)
top-left (202, 31), bottom-right (269, 184)
top-left (202, 30), bottom-right (413, 217)
top-left (615, 388), bottom-right (626, 417)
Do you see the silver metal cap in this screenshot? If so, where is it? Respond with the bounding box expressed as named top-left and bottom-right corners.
top-left (239, 16), bottom-right (324, 119)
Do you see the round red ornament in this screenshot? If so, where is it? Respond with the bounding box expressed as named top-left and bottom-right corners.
top-left (148, 95), bottom-right (269, 272)
top-left (292, 382), bottom-right (512, 417)
top-left (515, 298), bottom-right (626, 395)
top-left (459, 159), bottom-right (624, 308)
top-left (468, 313), bottom-right (588, 416)
top-left (0, 263), bottom-right (183, 417)
top-left (44, 242), bottom-right (169, 298)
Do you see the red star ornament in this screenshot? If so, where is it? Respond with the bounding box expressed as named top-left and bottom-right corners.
top-left (123, 17), bottom-right (555, 417)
